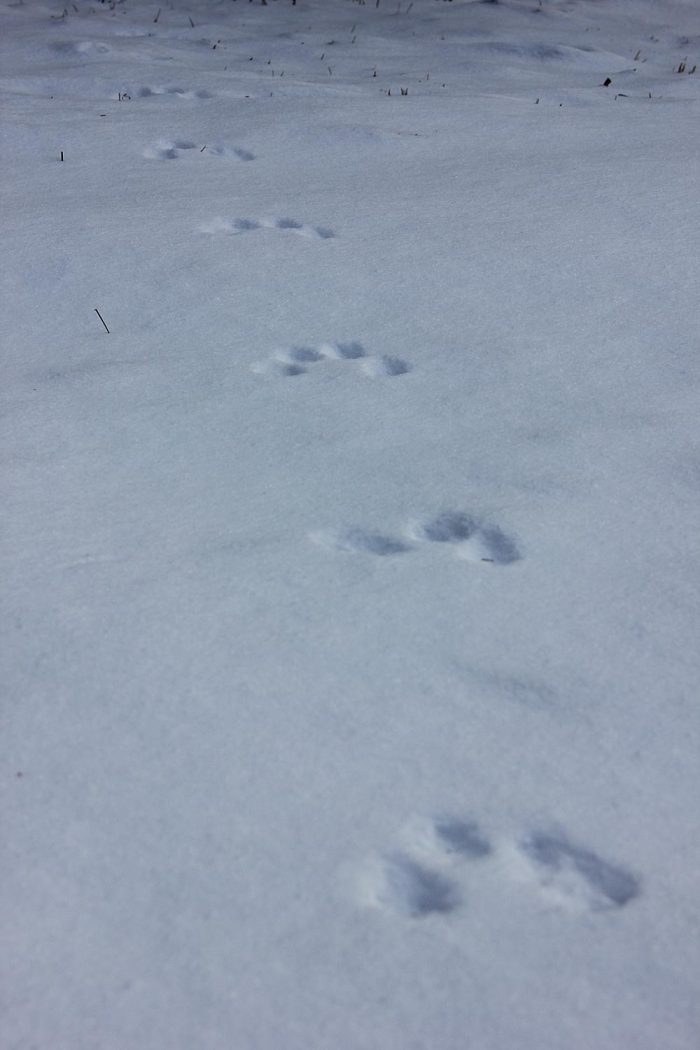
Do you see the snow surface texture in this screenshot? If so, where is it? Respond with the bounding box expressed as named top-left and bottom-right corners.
top-left (2, 0), bottom-right (700, 1048)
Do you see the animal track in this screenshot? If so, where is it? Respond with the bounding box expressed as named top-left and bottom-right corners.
top-left (406, 511), bottom-right (521, 565)
top-left (144, 140), bottom-right (254, 161)
top-left (361, 854), bottom-right (460, 917)
top-left (251, 341), bottom-right (410, 380)
top-left (356, 816), bottom-right (640, 921)
top-left (323, 340), bottom-right (366, 360)
top-left (360, 355), bottom-right (411, 377)
top-left (312, 510), bottom-right (520, 566)
top-left (403, 815), bottom-right (493, 862)
top-left (517, 832), bottom-right (640, 912)
top-left (143, 139), bottom-right (197, 160)
top-left (406, 511), bottom-right (476, 544)
top-left (199, 217), bottom-right (335, 239)
top-left (52, 40), bottom-right (111, 55)
top-left (310, 528), bottom-right (412, 556)
top-left (206, 145), bottom-right (255, 161)
top-left (359, 817), bottom-right (491, 919)
top-left (134, 86), bottom-right (211, 100)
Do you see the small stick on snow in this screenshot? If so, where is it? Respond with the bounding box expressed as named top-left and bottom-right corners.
top-left (94, 308), bottom-right (110, 334)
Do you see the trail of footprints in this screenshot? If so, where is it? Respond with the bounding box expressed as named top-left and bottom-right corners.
top-left (359, 815), bottom-right (640, 918)
top-left (200, 216), bottom-right (335, 239)
top-left (312, 511), bottom-right (521, 566)
top-left (138, 115), bottom-right (522, 575)
top-left (133, 85), bottom-right (212, 99)
top-left (117, 14), bottom-right (636, 937)
top-left (144, 140), bottom-right (255, 161)
top-left (251, 340), bottom-right (410, 379)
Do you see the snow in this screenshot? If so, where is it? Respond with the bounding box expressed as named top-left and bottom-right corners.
top-left (2, 0), bottom-right (699, 1047)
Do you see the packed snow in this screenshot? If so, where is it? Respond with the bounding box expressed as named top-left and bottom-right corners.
top-left (2, 0), bottom-right (699, 1047)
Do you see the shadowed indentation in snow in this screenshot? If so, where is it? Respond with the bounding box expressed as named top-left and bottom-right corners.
top-left (252, 341), bottom-right (409, 380)
top-left (313, 511), bottom-right (519, 565)
top-left (136, 85), bottom-right (211, 99)
top-left (311, 528), bottom-right (411, 556)
top-left (250, 359), bottom-right (306, 377)
top-left (520, 833), bottom-right (640, 911)
top-left (468, 42), bottom-right (567, 62)
top-left (207, 145), bottom-right (256, 161)
top-left (455, 665), bottom-right (560, 712)
top-left (403, 814), bottom-right (493, 861)
top-left (409, 511), bottom-right (477, 543)
top-left (432, 818), bottom-right (493, 859)
top-left (276, 346), bottom-right (325, 364)
top-left (321, 341), bottom-right (366, 361)
top-left (143, 139), bottom-right (197, 160)
top-left (360, 355), bottom-right (411, 377)
top-left (370, 855), bottom-right (460, 917)
top-left (232, 218), bottom-right (261, 232)
top-left (52, 40), bottom-right (111, 55)
top-left (251, 346), bottom-right (325, 376)
top-left (146, 141), bottom-right (255, 161)
top-left (269, 218), bottom-right (335, 239)
top-left (460, 523), bottom-right (521, 565)
top-left (407, 512), bottom-right (521, 565)
top-left (200, 217), bottom-right (335, 239)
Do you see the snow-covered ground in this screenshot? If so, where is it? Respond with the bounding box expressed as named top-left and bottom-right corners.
top-left (2, 0), bottom-right (699, 1046)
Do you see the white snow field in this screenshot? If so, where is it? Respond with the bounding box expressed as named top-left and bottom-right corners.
top-left (2, 0), bottom-right (700, 1046)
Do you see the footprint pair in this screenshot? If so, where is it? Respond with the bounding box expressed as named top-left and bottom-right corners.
top-left (360, 816), bottom-right (491, 918)
top-left (200, 215), bottom-right (335, 240)
top-left (252, 340), bottom-right (410, 379)
top-left (313, 510), bottom-right (521, 565)
top-left (359, 815), bottom-right (640, 918)
top-left (144, 140), bottom-right (254, 161)
top-left (135, 85), bottom-right (211, 99)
